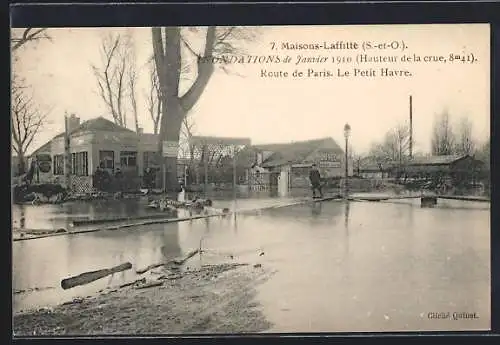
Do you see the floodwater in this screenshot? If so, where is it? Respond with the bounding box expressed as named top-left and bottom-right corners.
top-left (12, 196), bottom-right (490, 333)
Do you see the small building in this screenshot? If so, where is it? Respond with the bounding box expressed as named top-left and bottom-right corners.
top-left (358, 161), bottom-right (391, 179)
top-left (358, 154), bottom-right (484, 181)
top-left (402, 154), bottom-right (485, 182)
top-left (237, 137), bottom-right (352, 189)
top-left (28, 115), bottom-right (161, 193)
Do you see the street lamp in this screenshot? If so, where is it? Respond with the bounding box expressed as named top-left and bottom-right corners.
top-left (344, 123), bottom-right (351, 198)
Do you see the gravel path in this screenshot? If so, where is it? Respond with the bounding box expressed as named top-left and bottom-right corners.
top-left (13, 263), bottom-right (275, 336)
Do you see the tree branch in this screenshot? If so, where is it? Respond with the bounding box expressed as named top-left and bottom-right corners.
top-left (179, 27), bottom-right (216, 112)
top-left (12, 28), bottom-right (50, 51)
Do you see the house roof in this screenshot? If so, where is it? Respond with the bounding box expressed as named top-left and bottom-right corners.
top-left (53, 116), bottom-right (134, 139)
top-left (359, 154), bottom-right (482, 172)
top-left (30, 141), bottom-right (52, 157)
top-left (235, 146), bottom-right (260, 168)
top-left (257, 137), bottom-right (343, 168)
top-left (30, 116), bottom-right (134, 157)
top-left (407, 154), bottom-right (470, 166)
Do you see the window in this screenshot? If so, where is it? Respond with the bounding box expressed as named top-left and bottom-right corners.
top-left (53, 155), bottom-right (65, 175)
top-left (99, 150), bottom-right (114, 169)
top-left (120, 151), bottom-right (137, 167)
top-left (319, 152), bottom-right (337, 161)
top-left (143, 151), bottom-right (160, 169)
top-left (36, 154), bottom-right (52, 173)
top-left (71, 151), bottom-right (88, 176)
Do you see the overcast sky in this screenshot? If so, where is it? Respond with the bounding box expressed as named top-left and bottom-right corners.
top-left (13, 24), bottom-right (490, 155)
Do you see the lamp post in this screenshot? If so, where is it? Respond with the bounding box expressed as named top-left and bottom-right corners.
top-left (344, 123), bottom-right (351, 199)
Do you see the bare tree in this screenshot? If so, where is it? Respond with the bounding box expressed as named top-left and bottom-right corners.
top-left (127, 39), bottom-right (140, 133)
top-left (151, 26), bottom-right (258, 191)
top-left (475, 138), bottom-right (490, 164)
top-left (454, 116), bottom-right (475, 155)
top-left (179, 115), bottom-right (196, 160)
top-left (370, 124), bottom-right (410, 164)
top-left (91, 32), bottom-right (135, 128)
top-left (431, 110), bottom-right (455, 156)
top-left (348, 145), bottom-right (362, 176)
top-left (11, 28), bottom-right (50, 52)
top-left (368, 123), bottom-right (411, 180)
top-left (144, 57), bottom-right (161, 135)
top-left (11, 76), bottom-right (49, 174)
top-left (144, 54), bottom-right (193, 135)
top-left (394, 124), bottom-right (411, 162)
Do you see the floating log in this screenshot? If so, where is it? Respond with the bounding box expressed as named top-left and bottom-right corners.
top-left (421, 196), bottom-right (438, 208)
top-left (119, 278), bottom-right (146, 289)
top-left (136, 263), bottom-right (165, 275)
top-left (72, 213), bottom-right (175, 227)
top-left (61, 262), bottom-right (132, 290)
top-left (172, 249), bottom-right (200, 265)
top-left (135, 249), bottom-right (201, 275)
top-left (135, 280), bottom-right (163, 289)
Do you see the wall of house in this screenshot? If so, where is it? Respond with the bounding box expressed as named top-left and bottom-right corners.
top-left (83, 131), bottom-right (138, 177)
top-left (360, 171), bottom-right (385, 179)
top-left (305, 148), bottom-right (353, 177)
top-left (246, 166), bottom-right (271, 186)
top-left (49, 132), bottom-right (94, 190)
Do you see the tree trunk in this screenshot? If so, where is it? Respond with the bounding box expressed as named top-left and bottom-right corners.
top-left (159, 110), bottom-right (184, 193)
top-left (156, 27), bottom-right (183, 194)
top-left (17, 151), bottom-right (26, 175)
top-left (152, 27), bottom-right (216, 194)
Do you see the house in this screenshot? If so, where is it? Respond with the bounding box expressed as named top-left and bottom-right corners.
top-left (236, 137), bottom-right (352, 189)
top-left (358, 160), bottom-right (392, 179)
top-left (402, 154), bottom-right (485, 180)
top-left (28, 114), bottom-right (161, 192)
top-left (358, 154), bottom-right (485, 185)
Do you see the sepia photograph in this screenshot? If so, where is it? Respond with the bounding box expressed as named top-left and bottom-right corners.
top-left (11, 24), bottom-right (490, 335)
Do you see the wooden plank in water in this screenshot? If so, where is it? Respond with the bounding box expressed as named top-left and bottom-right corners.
top-left (135, 249), bottom-right (200, 275)
top-left (61, 262), bottom-right (132, 290)
top-left (72, 213), bottom-right (175, 227)
top-left (438, 195), bottom-right (490, 202)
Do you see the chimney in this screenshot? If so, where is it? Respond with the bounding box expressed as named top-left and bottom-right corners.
top-left (67, 113), bottom-right (81, 133)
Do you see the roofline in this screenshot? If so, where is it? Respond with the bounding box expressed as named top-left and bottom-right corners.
top-left (28, 117), bottom-right (139, 156)
top-left (253, 136), bottom-right (335, 148)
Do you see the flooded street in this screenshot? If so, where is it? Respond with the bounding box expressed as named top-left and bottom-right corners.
top-left (12, 197), bottom-right (490, 332)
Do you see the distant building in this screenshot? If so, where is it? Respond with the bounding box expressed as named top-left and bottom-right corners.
top-left (358, 160), bottom-right (392, 179)
top-left (28, 115), bottom-right (162, 192)
top-left (236, 137), bottom-right (352, 189)
top-left (402, 154), bottom-right (484, 180)
top-left (359, 154), bottom-right (485, 183)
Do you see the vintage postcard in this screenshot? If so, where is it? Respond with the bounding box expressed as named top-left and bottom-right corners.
top-left (11, 24), bottom-right (490, 335)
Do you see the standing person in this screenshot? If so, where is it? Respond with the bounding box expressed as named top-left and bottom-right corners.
top-left (114, 167), bottom-right (123, 192)
top-left (143, 167), bottom-right (151, 190)
top-left (23, 160), bottom-right (37, 186)
top-left (150, 168), bottom-right (157, 190)
top-left (94, 166), bottom-right (103, 191)
top-left (309, 163), bottom-right (323, 199)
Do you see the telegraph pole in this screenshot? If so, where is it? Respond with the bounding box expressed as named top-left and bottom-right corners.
top-left (64, 112), bottom-right (72, 190)
top-left (409, 95), bottom-right (413, 159)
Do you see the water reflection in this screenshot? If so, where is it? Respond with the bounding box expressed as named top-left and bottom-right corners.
top-left (344, 201), bottom-right (350, 230)
top-left (19, 204), bottom-right (25, 229)
top-left (311, 202), bottom-right (322, 216)
top-left (13, 200), bottom-right (490, 332)
top-left (13, 221), bottom-right (181, 312)
top-left (160, 225), bottom-right (182, 261)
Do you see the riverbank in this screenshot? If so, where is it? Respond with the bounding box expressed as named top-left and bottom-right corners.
top-left (13, 262), bottom-right (275, 335)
